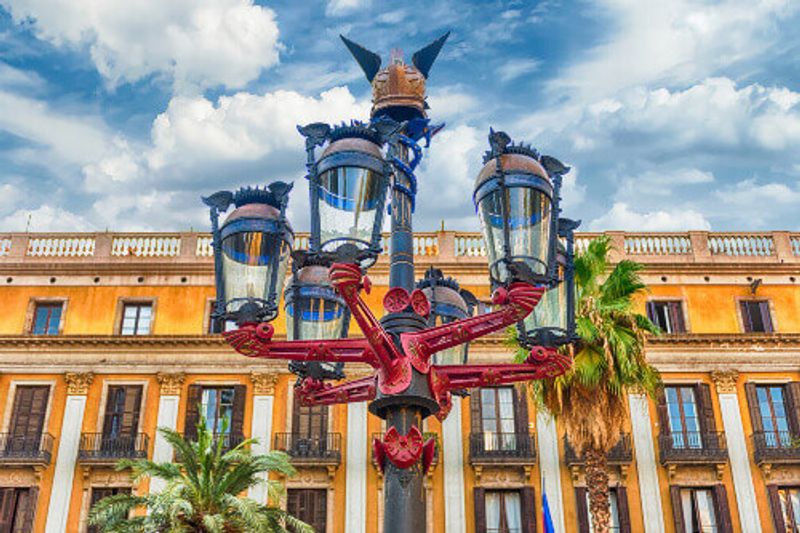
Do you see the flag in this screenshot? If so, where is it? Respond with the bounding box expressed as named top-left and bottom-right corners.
top-left (543, 489), bottom-right (556, 533)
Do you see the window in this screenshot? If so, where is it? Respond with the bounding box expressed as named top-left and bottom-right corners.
top-left (583, 490), bottom-right (621, 532)
top-left (102, 386), bottom-right (143, 451)
top-left (480, 388), bottom-right (516, 451)
top-left (207, 302), bottom-right (236, 334)
top-left (286, 489), bottom-right (327, 532)
top-left (777, 487), bottom-right (800, 532)
top-left (31, 303), bottom-right (62, 335)
top-left (0, 488), bottom-right (33, 533)
top-left (666, 386), bottom-right (702, 449)
top-left (87, 487), bottom-right (130, 533)
top-left (7, 386), bottom-right (49, 453)
top-left (576, 487), bottom-right (630, 533)
top-left (757, 385), bottom-right (792, 448)
top-left (201, 387), bottom-right (235, 435)
top-left (646, 301), bottom-right (686, 334)
top-left (120, 303), bottom-right (152, 335)
top-left (680, 488), bottom-right (718, 532)
top-left (740, 300), bottom-right (773, 333)
top-left (485, 491), bottom-right (521, 533)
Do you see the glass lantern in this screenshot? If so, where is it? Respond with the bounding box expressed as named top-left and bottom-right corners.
top-left (473, 134), bottom-right (555, 286)
top-left (308, 125), bottom-right (389, 261)
top-left (203, 184), bottom-right (294, 324)
top-left (418, 268), bottom-right (477, 365)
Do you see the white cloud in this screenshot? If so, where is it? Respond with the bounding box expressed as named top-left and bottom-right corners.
top-left (715, 179), bottom-right (800, 206)
top-left (0, 183), bottom-right (22, 216)
top-left (1, 0), bottom-right (281, 91)
top-left (326, 0), bottom-right (369, 17)
top-left (551, 0), bottom-right (797, 98)
top-left (0, 62), bottom-right (43, 90)
top-left (496, 59), bottom-right (539, 83)
top-left (589, 202), bottom-right (711, 231)
top-left (0, 204), bottom-right (94, 232)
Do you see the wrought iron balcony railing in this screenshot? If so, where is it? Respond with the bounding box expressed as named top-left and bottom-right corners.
top-left (78, 433), bottom-right (149, 463)
top-left (468, 432), bottom-right (536, 464)
top-left (273, 433), bottom-right (342, 464)
top-left (178, 432), bottom-right (246, 455)
top-left (0, 432), bottom-right (54, 466)
top-left (658, 431), bottom-right (728, 464)
top-left (753, 431), bottom-right (800, 464)
top-left (564, 434), bottom-right (633, 466)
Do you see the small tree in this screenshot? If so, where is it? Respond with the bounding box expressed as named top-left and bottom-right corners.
top-left (516, 236), bottom-right (661, 533)
top-left (89, 417), bottom-right (312, 533)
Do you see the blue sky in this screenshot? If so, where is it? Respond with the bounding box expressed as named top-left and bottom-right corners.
top-left (1, 0), bottom-right (799, 233)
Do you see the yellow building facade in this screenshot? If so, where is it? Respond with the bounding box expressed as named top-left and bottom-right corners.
top-left (0, 229), bottom-right (799, 533)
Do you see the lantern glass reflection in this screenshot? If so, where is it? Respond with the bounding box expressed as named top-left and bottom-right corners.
top-left (221, 228), bottom-right (291, 314)
top-left (478, 183), bottom-right (551, 283)
top-left (318, 166), bottom-right (383, 251)
top-left (285, 266), bottom-right (349, 341)
top-left (431, 313), bottom-right (468, 365)
top-left (420, 273), bottom-right (474, 365)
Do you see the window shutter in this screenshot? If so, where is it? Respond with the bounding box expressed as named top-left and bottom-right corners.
top-left (125, 385), bottom-right (143, 437)
top-left (695, 383), bottom-right (719, 448)
top-left (669, 486), bottom-right (685, 532)
top-left (0, 489), bottom-right (14, 531)
top-left (184, 385), bottom-right (203, 441)
top-left (615, 487), bottom-right (632, 533)
top-left (743, 383), bottom-right (764, 433)
top-left (231, 385), bottom-right (247, 437)
top-left (759, 301), bottom-right (774, 333)
top-left (513, 385), bottom-right (530, 435)
top-left (713, 484), bottom-right (733, 533)
top-left (574, 487), bottom-right (590, 533)
top-left (656, 388), bottom-right (670, 435)
top-left (470, 390), bottom-right (483, 432)
top-left (670, 302), bottom-right (686, 333)
top-left (520, 487), bottom-right (536, 533)
top-left (645, 301), bottom-right (657, 324)
top-left (740, 301), bottom-right (753, 332)
top-left (784, 382), bottom-right (800, 436)
top-left (766, 485), bottom-right (786, 533)
top-left (22, 487), bottom-right (37, 532)
top-left (10, 386), bottom-right (49, 444)
top-left (474, 488), bottom-right (486, 533)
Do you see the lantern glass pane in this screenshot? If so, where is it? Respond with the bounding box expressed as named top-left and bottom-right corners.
top-left (318, 166), bottom-right (382, 250)
top-left (523, 281), bottom-right (566, 333)
top-left (431, 314), bottom-right (468, 365)
top-left (286, 296), bottom-right (347, 341)
top-left (221, 231), bottom-right (290, 311)
top-left (478, 185), bottom-right (551, 282)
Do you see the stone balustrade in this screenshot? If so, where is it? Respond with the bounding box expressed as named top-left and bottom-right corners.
top-left (1, 230), bottom-right (798, 264)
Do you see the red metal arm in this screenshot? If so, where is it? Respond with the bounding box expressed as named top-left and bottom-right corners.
top-left (400, 282), bottom-right (544, 373)
top-left (224, 323), bottom-right (380, 366)
top-left (427, 347), bottom-right (572, 420)
top-left (294, 375), bottom-right (378, 406)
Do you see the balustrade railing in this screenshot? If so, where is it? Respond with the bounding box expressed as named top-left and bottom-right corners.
top-left (0, 432), bottom-right (54, 464)
top-left (563, 434), bottom-right (633, 465)
top-left (468, 432), bottom-right (536, 462)
top-left (2, 231), bottom-right (799, 264)
top-left (273, 432), bottom-right (341, 463)
top-left (78, 433), bottom-right (149, 462)
top-left (752, 431), bottom-right (800, 464)
top-left (658, 431), bottom-right (728, 464)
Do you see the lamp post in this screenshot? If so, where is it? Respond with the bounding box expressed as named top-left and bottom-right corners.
top-left (205, 33), bottom-right (578, 533)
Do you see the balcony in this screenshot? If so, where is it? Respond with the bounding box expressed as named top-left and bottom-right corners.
top-left (659, 431), bottom-right (728, 466)
top-left (564, 434), bottom-right (633, 467)
top-left (273, 433), bottom-right (342, 467)
top-left (0, 433), bottom-right (54, 467)
top-left (78, 433), bottom-right (149, 466)
top-left (753, 431), bottom-right (800, 465)
top-left (469, 432), bottom-right (536, 465)
top-left (178, 432), bottom-right (246, 456)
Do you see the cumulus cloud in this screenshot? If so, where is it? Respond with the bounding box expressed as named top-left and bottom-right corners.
top-left (1, 0), bottom-right (281, 90)
top-left (496, 59), bottom-right (539, 83)
top-left (0, 204), bottom-right (94, 232)
top-left (326, 0), bottom-right (369, 17)
top-left (589, 202), bottom-right (711, 231)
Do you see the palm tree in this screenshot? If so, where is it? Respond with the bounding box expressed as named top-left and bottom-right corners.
top-left (516, 236), bottom-right (661, 533)
top-left (88, 417), bottom-right (312, 533)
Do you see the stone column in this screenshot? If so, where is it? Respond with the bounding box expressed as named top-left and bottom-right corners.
top-left (249, 372), bottom-right (277, 503)
top-left (712, 370), bottom-right (762, 533)
top-left (345, 401), bottom-right (368, 533)
top-left (537, 412), bottom-right (565, 533)
top-left (150, 373), bottom-right (185, 494)
top-left (628, 392), bottom-right (665, 533)
top-left (45, 372), bottom-right (93, 533)
top-left (441, 399), bottom-right (466, 533)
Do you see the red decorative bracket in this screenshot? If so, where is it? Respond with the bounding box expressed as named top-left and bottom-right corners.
top-left (401, 282), bottom-right (544, 374)
top-left (294, 375), bottom-right (378, 406)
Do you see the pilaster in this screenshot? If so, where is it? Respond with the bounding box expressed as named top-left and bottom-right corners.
top-left (441, 399), bottom-right (466, 533)
top-left (711, 370), bottom-right (762, 533)
top-left (537, 411), bottom-right (565, 533)
top-left (345, 401), bottom-right (367, 533)
top-left (628, 392), bottom-right (665, 533)
top-left (150, 373), bottom-right (185, 493)
top-left (248, 372), bottom-right (277, 503)
top-left (45, 372), bottom-right (93, 533)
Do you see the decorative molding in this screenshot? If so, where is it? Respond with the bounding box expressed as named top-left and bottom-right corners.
top-left (711, 370), bottom-right (739, 394)
top-left (157, 372), bottom-right (185, 395)
top-left (65, 372), bottom-right (94, 395)
top-left (250, 372), bottom-right (278, 395)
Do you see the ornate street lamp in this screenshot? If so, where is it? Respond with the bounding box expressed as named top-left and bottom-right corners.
top-left (299, 122), bottom-right (392, 266)
top-left (417, 267), bottom-right (477, 364)
top-left (211, 34), bottom-right (577, 533)
top-left (203, 183), bottom-right (293, 325)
